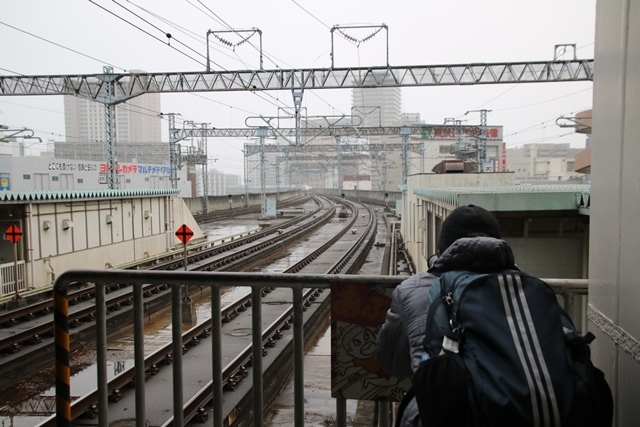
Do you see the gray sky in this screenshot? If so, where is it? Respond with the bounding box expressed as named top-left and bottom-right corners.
top-left (1, 0), bottom-right (595, 174)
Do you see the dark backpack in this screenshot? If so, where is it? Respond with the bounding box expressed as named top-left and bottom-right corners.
top-left (404, 269), bottom-right (613, 427)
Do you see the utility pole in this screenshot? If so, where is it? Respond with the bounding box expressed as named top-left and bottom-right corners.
top-left (162, 113), bottom-right (182, 189)
top-left (257, 127), bottom-right (268, 217)
top-left (199, 123), bottom-right (210, 213)
top-left (400, 126), bottom-right (411, 184)
top-left (100, 66), bottom-right (118, 190)
top-left (465, 109), bottom-right (492, 172)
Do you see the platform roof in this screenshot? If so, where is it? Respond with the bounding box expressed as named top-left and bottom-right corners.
top-left (413, 184), bottom-right (590, 213)
top-left (0, 188), bottom-right (179, 203)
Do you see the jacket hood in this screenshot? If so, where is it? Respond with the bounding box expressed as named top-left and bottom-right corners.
top-left (430, 236), bottom-right (517, 274)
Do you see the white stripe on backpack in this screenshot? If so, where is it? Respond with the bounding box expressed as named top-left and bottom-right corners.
top-left (498, 274), bottom-right (561, 427)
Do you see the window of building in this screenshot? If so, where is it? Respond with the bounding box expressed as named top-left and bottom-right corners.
top-left (145, 177), bottom-right (149, 182)
top-left (23, 174), bottom-right (31, 179)
top-left (52, 176), bottom-right (59, 181)
top-left (126, 179), bottom-right (131, 184)
top-left (77, 178), bottom-right (84, 184)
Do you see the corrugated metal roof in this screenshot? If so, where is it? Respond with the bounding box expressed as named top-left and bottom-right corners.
top-left (0, 188), bottom-right (179, 202)
top-left (414, 184), bottom-right (590, 212)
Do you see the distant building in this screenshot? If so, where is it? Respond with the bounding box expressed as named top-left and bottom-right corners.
top-left (60, 73), bottom-right (163, 163)
top-left (507, 143), bottom-right (584, 183)
top-left (192, 168), bottom-right (242, 196)
top-left (352, 82), bottom-right (402, 190)
top-left (0, 156), bottom-right (191, 196)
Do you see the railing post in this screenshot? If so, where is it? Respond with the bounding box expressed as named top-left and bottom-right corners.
top-left (212, 286), bottom-right (223, 426)
top-left (252, 287), bottom-right (263, 427)
top-left (96, 284), bottom-right (109, 426)
top-left (172, 285), bottom-right (184, 426)
top-left (293, 287), bottom-right (305, 426)
top-left (134, 284), bottom-right (146, 427)
top-left (54, 282), bottom-right (71, 426)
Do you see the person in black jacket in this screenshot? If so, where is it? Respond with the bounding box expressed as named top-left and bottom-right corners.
top-left (376, 204), bottom-right (517, 426)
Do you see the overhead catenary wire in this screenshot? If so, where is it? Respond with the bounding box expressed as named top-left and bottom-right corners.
top-left (88, 0), bottom-right (208, 68)
top-left (0, 21), bottom-right (125, 72)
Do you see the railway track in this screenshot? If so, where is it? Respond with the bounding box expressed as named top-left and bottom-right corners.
top-left (28, 199), bottom-right (377, 426)
top-left (0, 195), bottom-right (336, 385)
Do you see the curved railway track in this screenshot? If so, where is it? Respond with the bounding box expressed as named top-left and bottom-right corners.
top-left (0, 199), bottom-right (347, 399)
top-left (0, 197), bottom-right (381, 426)
top-left (28, 198), bottom-right (377, 426)
top-left (0, 196), bottom-right (333, 358)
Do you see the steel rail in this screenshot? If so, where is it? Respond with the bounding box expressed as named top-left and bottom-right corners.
top-left (0, 197), bottom-right (334, 361)
top-left (162, 200), bottom-right (376, 426)
top-left (36, 198), bottom-right (374, 426)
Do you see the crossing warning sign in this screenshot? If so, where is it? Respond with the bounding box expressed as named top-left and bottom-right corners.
top-left (5, 225), bottom-right (22, 244)
top-left (175, 224), bottom-right (194, 244)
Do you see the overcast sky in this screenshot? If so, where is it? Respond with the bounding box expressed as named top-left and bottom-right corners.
top-left (1, 0), bottom-right (595, 175)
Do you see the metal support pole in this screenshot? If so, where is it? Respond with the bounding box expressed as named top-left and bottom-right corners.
top-left (164, 113), bottom-right (181, 190)
top-left (336, 398), bottom-right (347, 427)
top-left (276, 159), bottom-right (280, 202)
top-left (12, 243), bottom-right (19, 299)
top-left (96, 285), bottom-right (109, 426)
top-left (251, 287), bottom-right (263, 427)
top-left (336, 137), bottom-right (343, 192)
top-left (133, 284), bottom-right (146, 427)
top-left (102, 66), bottom-right (118, 190)
top-left (258, 127), bottom-right (268, 217)
top-left (292, 84), bottom-right (304, 147)
top-left (211, 287), bottom-right (223, 427)
top-left (293, 287), bottom-right (305, 426)
top-left (244, 149), bottom-right (250, 207)
top-left (379, 401), bottom-right (391, 427)
top-left (201, 123), bottom-right (209, 213)
top-left (400, 127), bottom-right (410, 185)
top-left (172, 285), bottom-right (184, 426)
top-left (54, 285), bottom-right (71, 426)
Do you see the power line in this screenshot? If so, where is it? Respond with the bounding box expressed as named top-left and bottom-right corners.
top-left (126, 0), bottom-right (245, 67)
top-left (290, 0), bottom-right (331, 29)
top-left (0, 21), bottom-right (125, 71)
top-left (194, 0), bottom-right (292, 69)
top-left (493, 88), bottom-right (592, 112)
top-left (88, 0), bottom-right (207, 68)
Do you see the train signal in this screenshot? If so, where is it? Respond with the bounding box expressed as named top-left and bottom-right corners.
top-left (5, 224), bottom-right (22, 243)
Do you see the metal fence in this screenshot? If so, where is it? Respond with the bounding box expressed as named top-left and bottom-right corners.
top-left (0, 260), bottom-right (26, 298)
top-left (40, 269), bottom-right (588, 427)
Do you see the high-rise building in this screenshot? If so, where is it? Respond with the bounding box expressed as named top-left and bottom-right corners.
top-left (351, 83), bottom-right (402, 190)
top-left (60, 74), bottom-right (163, 163)
top-left (63, 94), bottom-right (161, 144)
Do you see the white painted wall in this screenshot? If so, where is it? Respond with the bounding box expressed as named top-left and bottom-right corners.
top-left (19, 195), bottom-right (202, 290)
top-left (589, 1), bottom-right (640, 424)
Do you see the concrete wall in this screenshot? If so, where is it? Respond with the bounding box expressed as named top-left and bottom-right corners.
top-left (18, 195), bottom-right (201, 290)
top-left (318, 188), bottom-right (403, 206)
top-left (589, 1), bottom-right (640, 424)
top-left (183, 191), bottom-right (302, 215)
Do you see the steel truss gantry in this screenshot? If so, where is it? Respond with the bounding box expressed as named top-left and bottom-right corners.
top-left (1, 58), bottom-right (593, 189)
top-left (171, 122), bottom-right (504, 193)
top-left (0, 60), bottom-right (593, 103)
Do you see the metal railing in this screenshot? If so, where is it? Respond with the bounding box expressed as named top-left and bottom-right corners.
top-left (0, 260), bottom-right (26, 298)
top-left (41, 269), bottom-right (588, 427)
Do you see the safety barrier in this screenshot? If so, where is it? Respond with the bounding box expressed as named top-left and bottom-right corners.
top-left (0, 260), bottom-right (26, 298)
top-left (44, 270), bottom-right (588, 427)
